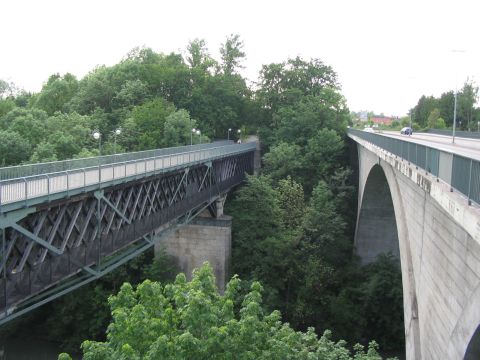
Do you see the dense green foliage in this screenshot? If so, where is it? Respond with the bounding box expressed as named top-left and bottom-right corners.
top-left (226, 53), bottom-right (404, 353)
top-left (0, 38), bottom-right (254, 165)
top-left (59, 263), bottom-right (387, 360)
top-left (411, 80), bottom-right (479, 129)
top-left (1, 35), bottom-right (405, 358)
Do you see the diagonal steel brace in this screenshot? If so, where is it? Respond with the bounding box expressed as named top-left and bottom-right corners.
top-left (169, 168), bottom-right (189, 205)
top-left (198, 162), bottom-right (212, 192)
top-left (10, 223), bottom-right (63, 255)
top-left (94, 190), bottom-right (131, 225)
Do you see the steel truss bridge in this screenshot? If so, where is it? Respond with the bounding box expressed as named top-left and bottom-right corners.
top-left (0, 141), bottom-right (256, 324)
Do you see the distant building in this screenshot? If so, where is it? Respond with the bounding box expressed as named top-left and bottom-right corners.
top-left (359, 111), bottom-right (368, 122)
top-left (371, 116), bottom-right (394, 126)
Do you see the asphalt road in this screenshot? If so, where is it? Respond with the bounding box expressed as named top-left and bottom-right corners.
top-left (377, 131), bottom-right (480, 161)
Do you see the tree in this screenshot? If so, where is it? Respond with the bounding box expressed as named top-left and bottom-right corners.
top-left (186, 38), bottom-right (216, 72)
top-left (112, 79), bottom-right (149, 109)
top-left (276, 176), bottom-right (305, 230)
top-left (0, 130), bottom-right (31, 165)
top-left (227, 175), bottom-right (284, 278)
top-left (257, 57), bottom-right (338, 115)
top-left (0, 98), bottom-right (15, 118)
top-left (0, 79), bottom-right (17, 99)
top-left (219, 34), bottom-right (246, 75)
top-left (413, 95), bottom-right (437, 128)
top-left (128, 97), bottom-right (176, 150)
top-left (163, 109), bottom-right (197, 146)
top-left (35, 73), bottom-right (79, 115)
top-left (438, 91), bottom-right (455, 126)
top-left (427, 108), bottom-right (446, 129)
top-left (263, 142), bottom-right (303, 181)
top-left (59, 263), bottom-right (385, 360)
top-left (457, 80), bottom-right (479, 130)
top-left (303, 128), bottom-right (345, 192)
top-left (0, 108), bottom-right (48, 147)
top-left (30, 142), bottom-right (58, 163)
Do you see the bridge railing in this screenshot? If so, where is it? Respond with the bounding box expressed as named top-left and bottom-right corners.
top-left (0, 142), bottom-right (256, 206)
top-left (348, 129), bottom-right (480, 206)
top-left (0, 141), bottom-right (233, 181)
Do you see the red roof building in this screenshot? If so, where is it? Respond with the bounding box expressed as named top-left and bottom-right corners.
top-left (371, 116), bottom-right (394, 126)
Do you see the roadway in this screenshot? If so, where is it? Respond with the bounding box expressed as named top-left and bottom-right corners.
top-left (377, 130), bottom-right (480, 161)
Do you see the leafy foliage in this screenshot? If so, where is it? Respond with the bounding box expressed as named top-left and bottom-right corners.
top-left (412, 80), bottom-right (480, 130)
top-left (59, 263), bottom-right (386, 360)
top-left (0, 38), bottom-right (404, 358)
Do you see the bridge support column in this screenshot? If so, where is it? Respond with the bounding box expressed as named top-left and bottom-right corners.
top-left (155, 215), bottom-right (232, 292)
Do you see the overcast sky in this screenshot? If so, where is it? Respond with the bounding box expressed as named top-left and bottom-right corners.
top-left (2, 0), bottom-right (479, 116)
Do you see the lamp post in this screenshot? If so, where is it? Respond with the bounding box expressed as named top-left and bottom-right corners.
top-left (453, 87), bottom-right (458, 143)
top-left (228, 128), bottom-right (232, 140)
top-left (196, 129), bottom-right (201, 144)
top-left (451, 49), bottom-right (465, 144)
top-left (113, 128), bottom-right (121, 154)
top-left (237, 129), bottom-right (241, 143)
top-left (93, 130), bottom-right (101, 155)
top-left (191, 128), bottom-right (196, 146)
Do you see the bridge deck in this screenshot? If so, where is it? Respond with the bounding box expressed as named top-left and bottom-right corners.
top-left (0, 142), bottom-right (255, 210)
top-left (0, 141), bottom-right (257, 324)
top-left (349, 129), bottom-right (480, 206)
top-left (379, 131), bottom-right (480, 161)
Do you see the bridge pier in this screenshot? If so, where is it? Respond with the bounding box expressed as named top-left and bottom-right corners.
top-left (155, 209), bottom-right (232, 292)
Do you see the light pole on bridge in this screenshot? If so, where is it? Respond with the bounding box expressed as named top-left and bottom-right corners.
top-left (451, 49), bottom-right (466, 144)
top-left (93, 130), bottom-right (102, 156)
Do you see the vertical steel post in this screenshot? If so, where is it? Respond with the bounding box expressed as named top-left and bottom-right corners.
top-left (2, 227), bottom-right (6, 319)
top-left (97, 195), bottom-right (101, 271)
top-left (467, 159), bottom-right (473, 205)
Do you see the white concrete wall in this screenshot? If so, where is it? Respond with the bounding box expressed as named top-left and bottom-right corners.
top-left (354, 136), bottom-right (480, 359)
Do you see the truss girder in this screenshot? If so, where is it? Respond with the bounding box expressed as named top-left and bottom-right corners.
top-left (0, 152), bottom-right (254, 314)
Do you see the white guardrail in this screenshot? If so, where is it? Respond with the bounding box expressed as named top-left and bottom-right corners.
top-left (0, 143), bottom-right (256, 206)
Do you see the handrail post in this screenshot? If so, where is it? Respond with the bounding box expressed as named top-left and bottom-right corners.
top-left (24, 177), bottom-right (27, 207)
top-left (467, 159), bottom-right (473, 205)
top-left (46, 174), bottom-right (50, 200)
top-left (66, 170), bottom-right (69, 196)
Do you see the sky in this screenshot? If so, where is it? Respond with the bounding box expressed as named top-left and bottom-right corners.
top-left (1, 0), bottom-right (479, 117)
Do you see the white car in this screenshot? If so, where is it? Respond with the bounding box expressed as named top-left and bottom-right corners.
top-left (363, 127), bottom-right (375, 133)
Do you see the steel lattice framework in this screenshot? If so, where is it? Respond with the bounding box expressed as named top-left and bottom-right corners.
top-left (0, 150), bottom-right (254, 324)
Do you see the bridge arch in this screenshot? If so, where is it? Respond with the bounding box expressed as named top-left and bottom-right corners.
top-left (354, 146), bottom-right (422, 359)
top-left (465, 324), bottom-right (480, 359)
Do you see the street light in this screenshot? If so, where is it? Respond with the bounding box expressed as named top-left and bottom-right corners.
top-left (451, 49), bottom-right (466, 144)
top-left (228, 128), bottom-right (232, 140)
top-left (191, 128), bottom-right (196, 146)
top-left (196, 129), bottom-right (201, 144)
top-left (93, 130), bottom-right (102, 155)
top-left (113, 128), bottom-right (121, 154)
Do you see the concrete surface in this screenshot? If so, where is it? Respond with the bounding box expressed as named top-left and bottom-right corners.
top-left (352, 134), bottom-right (480, 360)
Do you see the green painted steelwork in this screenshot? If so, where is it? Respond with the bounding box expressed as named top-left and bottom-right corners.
top-left (0, 141), bottom-right (233, 181)
top-left (0, 194), bottom-right (220, 326)
top-left (0, 207), bottom-right (36, 228)
top-left (0, 142), bottom-right (256, 212)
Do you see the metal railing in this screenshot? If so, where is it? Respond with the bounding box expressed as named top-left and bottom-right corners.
top-left (424, 129), bottom-right (480, 140)
top-left (348, 129), bottom-right (480, 206)
top-left (0, 142), bottom-right (256, 206)
top-left (0, 141), bottom-right (233, 181)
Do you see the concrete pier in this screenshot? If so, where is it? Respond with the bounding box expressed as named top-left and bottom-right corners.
top-left (155, 215), bottom-right (232, 292)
